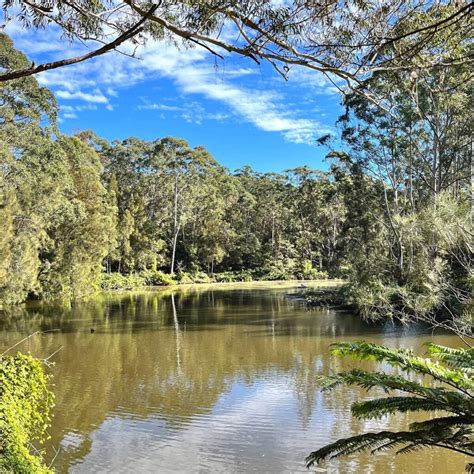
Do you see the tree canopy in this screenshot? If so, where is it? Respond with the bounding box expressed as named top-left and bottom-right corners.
top-left (1, 1), bottom-right (472, 108)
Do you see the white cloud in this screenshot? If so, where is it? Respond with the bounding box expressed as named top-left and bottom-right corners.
top-left (60, 104), bottom-right (98, 112)
top-left (6, 23), bottom-right (335, 144)
top-left (56, 89), bottom-right (109, 103)
top-left (63, 112), bottom-right (78, 119)
top-left (106, 87), bottom-right (119, 97)
top-left (134, 42), bottom-right (329, 144)
top-left (138, 103), bottom-right (183, 112)
top-left (138, 101), bottom-right (231, 125)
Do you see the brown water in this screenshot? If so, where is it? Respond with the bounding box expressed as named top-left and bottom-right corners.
top-left (0, 283), bottom-right (468, 473)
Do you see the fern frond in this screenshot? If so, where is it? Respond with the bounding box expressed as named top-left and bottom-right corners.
top-left (395, 442), bottom-right (425, 455)
top-left (427, 344), bottom-right (474, 371)
top-left (410, 415), bottom-right (474, 432)
top-left (306, 429), bottom-right (442, 467)
top-left (321, 369), bottom-right (470, 414)
top-left (306, 426), bottom-right (474, 468)
top-left (351, 396), bottom-right (453, 419)
top-left (311, 342), bottom-right (474, 473)
top-left (330, 342), bottom-right (474, 392)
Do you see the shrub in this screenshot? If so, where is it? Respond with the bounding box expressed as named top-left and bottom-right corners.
top-left (214, 270), bottom-right (253, 282)
top-left (214, 271), bottom-right (235, 283)
top-left (141, 270), bottom-right (174, 286)
top-left (0, 353), bottom-right (54, 473)
top-left (260, 266), bottom-right (292, 281)
top-left (175, 271), bottom-right (194, 284)
top-left (189, 271), bottom-right (213, 284)
top-left (296, 260), bottom-right (328, 280)
top-left (98, 272), bottom-right (145, 291)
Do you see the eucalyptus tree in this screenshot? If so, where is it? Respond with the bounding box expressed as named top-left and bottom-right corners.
top-left (285, 166), bottom-right (347, 273)
top-left (182, 169), bottom-right (235, 274)
top-left (148, 138), bottom-right (221, 274)
top-left (99, 137), bottom-right (167, 273)
top-left (307, 1), bottom-right (474, 330)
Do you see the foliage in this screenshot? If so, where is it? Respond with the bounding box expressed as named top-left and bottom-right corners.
top-left (0, 353), bottom-right (54, 473)
top-left (98, 273), bottom-right (146, 291)
top-left (306, 342), bottom-right (474, 472)
top-left (1, 1), bottom-right (471, 106)
top-left (187, 271), bottom-right (213, 284)
top-left (328, 37), bottom-right (473, 337)
top-left (142, 270), bottom-right (175, 286)
top-left (214, 270), bottom-right (254, 283)
top-left (0, 41), bottom-right (113, 305)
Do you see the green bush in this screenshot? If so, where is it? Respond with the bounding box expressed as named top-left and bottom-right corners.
top-left (304, 269), bottom-right (328, 280)
top-left (297, 260), bottom-right (328, 280)
top-left (0, 353), bottom-right (54, 473)
top-left (259, 266), bottom-right (292, 281)
top-left (141, 270), bottom-right (174, 286)
top-left (175, 271), bottom-right (194, 284)
top-left (214, 271), bottom-right (235, 283)
top-left (214, 270), bottom-right (253, 282)
top-left (189, 271), bottom-right (213, 284)
top-left (98, 272), bottom-right (145, 291)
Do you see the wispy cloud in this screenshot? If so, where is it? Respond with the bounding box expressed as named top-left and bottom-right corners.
top-left (56, 89), bottom-right (109, 103)
top-left (6, 23), bottom-right (335, 144)
top-left (137, 103), bottom-right (183, 112)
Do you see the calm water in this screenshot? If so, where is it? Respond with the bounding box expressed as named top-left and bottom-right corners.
top-left (0, 283), bottom-right (468, 473)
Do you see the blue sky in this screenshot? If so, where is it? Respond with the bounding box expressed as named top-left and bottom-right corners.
top-left (6, 23), bottom-right (343, 173)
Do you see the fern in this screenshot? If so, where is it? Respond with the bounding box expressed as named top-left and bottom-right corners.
top-left (426, 343), bottom-right (474, 372)
top-left (306, 342), bottom-right (474, 472)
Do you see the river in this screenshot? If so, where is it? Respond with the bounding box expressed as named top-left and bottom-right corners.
top-left (0, 283), bottom-right (468, 473)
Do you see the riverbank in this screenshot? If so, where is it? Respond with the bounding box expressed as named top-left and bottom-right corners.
top-left (97, 270), bottom-right (342, 293)
top-left (100, 278), bottom-right (345, 296)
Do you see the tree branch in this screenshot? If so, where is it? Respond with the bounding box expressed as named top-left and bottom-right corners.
top-left (0, 5), bottom-right (158, 82)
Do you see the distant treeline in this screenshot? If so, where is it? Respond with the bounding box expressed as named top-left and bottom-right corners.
top-left (0, 34), bottom-right (471, 336)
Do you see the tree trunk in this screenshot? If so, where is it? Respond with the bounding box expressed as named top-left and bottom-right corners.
top-left (170, 173), bottom-right (179, 275)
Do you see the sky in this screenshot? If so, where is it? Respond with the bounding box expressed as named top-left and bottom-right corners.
top-left (5, 22), bottom-right (344, 173)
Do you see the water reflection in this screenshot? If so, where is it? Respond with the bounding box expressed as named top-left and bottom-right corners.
top-left (0, 286), bottom-right (468, 473)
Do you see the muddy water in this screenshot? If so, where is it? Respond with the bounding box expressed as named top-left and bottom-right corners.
top-left (0, 283), bottom-right (468, 473)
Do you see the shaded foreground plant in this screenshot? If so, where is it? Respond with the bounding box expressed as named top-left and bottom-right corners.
top-left (306, 342), bottom-right (474, 472)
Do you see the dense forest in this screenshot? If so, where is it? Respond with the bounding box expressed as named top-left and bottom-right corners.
top-left (0, 32), bottom-right (472, 336)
